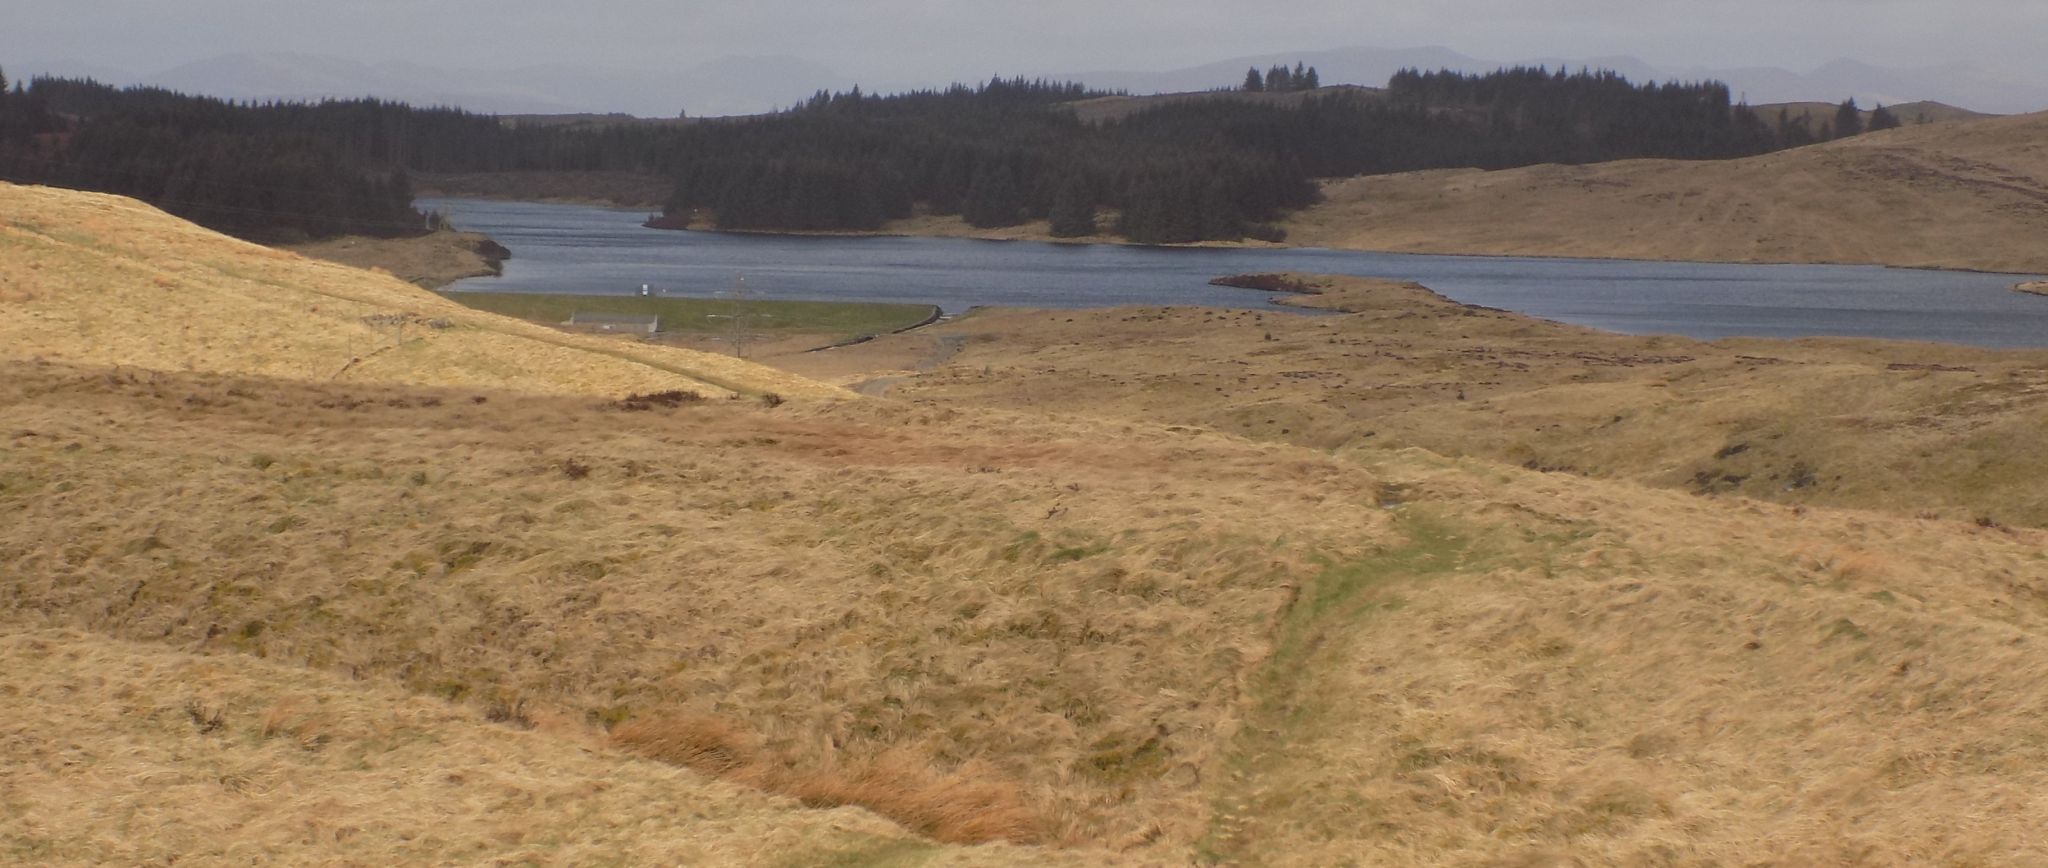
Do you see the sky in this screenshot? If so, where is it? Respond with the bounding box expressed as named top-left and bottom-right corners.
top-left (4, 0), bottom-right (2045, 84)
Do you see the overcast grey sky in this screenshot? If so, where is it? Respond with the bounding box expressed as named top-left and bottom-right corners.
top-left (5, 0), bottom-right (2045, 82)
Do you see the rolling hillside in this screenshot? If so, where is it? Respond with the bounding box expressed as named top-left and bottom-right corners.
top-left (11, 343), bottom-right (2048, 863)
top-left (1287, 111), bottom-right (2048, 274)
top-left (11, 184), bottom-right (2048, 863)
top-left (0, 182), bottom-right (841, 400)
top-left (865, 274), bottom-right (2048, 528)
top-left (1756, 99), bottom-right (1993, 128)
top-left (0, 629), bottom-right (971, 865)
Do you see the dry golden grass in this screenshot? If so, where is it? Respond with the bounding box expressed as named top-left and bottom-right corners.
top-left (1200, 450), bottom-right (2048, 864)
top-left (0, 628), bottom-right (964, 866)
top-left (611, 714), bottom-right (1044, 845)
top-left (0, 181), bottom-right (843, 401)
top-left (1287, 111), bottom-right (2048, 273)
top-left (876, 274), bottom-right (2048, 528)
top-left (15, 352), bottom-right (2048, 862)
top-left (14, 180), bottom-right (2048, 863)
top-left (0, 358), bottom-right (1389, 859)
top-left (780, 754), bottom-right (1045, 847)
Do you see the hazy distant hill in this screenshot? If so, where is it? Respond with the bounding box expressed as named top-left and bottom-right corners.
top-left (1061, 46), bottom-right (2048, 114)
top-left (16, 46), bottom-right (2045, 119)
top-left (1064, 46), bottom-right (1492, 97)
top-left (58, 52), bottom-right (853, 118)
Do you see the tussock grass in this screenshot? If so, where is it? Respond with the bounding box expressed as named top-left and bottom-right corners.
top-left (892, 274), bottom-right (2048, 527)
top-left (12, 179), bottom-right (2048, 861)
top-left (0, 629), bottom-right (950, 866)
top-left (613, 713), bottom-right (763, 777)
top-left (613, 713), bottom-right (1044, 844)
top-left (0, 358), bottom-right (1386, 856)
top-left (1191, 449), bottom-right (2048, 864)
top-left (781, 753), bottom-right (1043, 846)
top-left (13, 354), bottom-right (2048, 861)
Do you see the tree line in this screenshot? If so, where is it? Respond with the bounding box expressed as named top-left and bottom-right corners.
top-left (1243, 63), bottom-right (1322, 92)
top-left (1767, 97), bottom-right (1903, 147)
top-left (0, 69), bottom-right (428, 240)
top-left (652, 68), bottom-right (1835, 243)
top-left (1, 62), bottom-right (1905, 245)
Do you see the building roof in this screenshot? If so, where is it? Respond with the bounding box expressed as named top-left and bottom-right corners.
top-left (568, 312), bottom-right (661, 327)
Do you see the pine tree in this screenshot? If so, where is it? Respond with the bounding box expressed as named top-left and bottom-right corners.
top-left (962, 164), bottom-right (1023, 228)
top-left (1198, 178), bottom-right (1242, 240)
top-left (1302, 66), bottom-right (1321, 90)
top-left (1047, 176), bottom-right (1095, 237)
top-left (1268, 64), bottom-right (1293, 92)
top-left (1243, 67), bottom-right (1265, 92)
top-left (1293, 62), bottom-right (1308, 91)
top-left (1868, 103), bottom-right (1901, 132)
top-left (1114, 179), bottom-right (1158, 242)
top-left (1832, 98), bottom-right (1863, 138)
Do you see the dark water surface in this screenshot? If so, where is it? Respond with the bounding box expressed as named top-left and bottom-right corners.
top-left (426, 197), bottom-right (2048, 348)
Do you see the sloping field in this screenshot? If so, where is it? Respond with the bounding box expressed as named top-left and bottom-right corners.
top-left (0, 182), bottom-right (841, 400)
top-left (0, 359), bottom-right (1392, 858)
top-left (9, 356), bottom-right (2048, 863)
top-left (858, 275), bottom-right (2048, 528)
top-left (1206, 446), bottom-right (2048, 864)
top-left (1287, 111), bottom-right (2048, 273)
top-left (0, 629), bottom-right (968, 866)
top-left (1754, 99), bottom-right (1993, 128)
top-left (11, 183), bottom-right (2048, 863)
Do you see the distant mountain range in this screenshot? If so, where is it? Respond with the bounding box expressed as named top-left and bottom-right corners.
top-left (13, 52), bottom-right (855, 118)
top-left (12, 46), bottom-right (2047, 118)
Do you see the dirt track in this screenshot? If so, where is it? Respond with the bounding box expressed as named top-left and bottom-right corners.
top-left (851, 334), bottom-right (967, 396)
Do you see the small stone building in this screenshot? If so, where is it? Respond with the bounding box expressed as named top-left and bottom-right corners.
top-left (566, 312), bottom-right (660, 335)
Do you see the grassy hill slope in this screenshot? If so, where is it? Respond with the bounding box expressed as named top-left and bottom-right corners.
top-left (12, 183), bottom-right (2048, 862)
top-left (10, 354), bottom-right (2048, 863)
top-left (867, 275), bottom-right (2048, 528)
top-left (0, 359), bottom-right (1394, 857)
top-left (1287, 111), bottom-right (2048, 274)
top-left (0, 629), bottom-right (984, 866)
top-left (1754, 99), bottom-right (1994, 128)
top-left (0, 182), bottom-right (842, 401)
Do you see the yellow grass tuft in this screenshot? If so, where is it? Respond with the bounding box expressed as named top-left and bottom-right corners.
top-left (0, 630), bottom-right (961, 866)
top-left (614, 713), bottom-right (1047, 846)
top-left (612, 712), bottom-right (763, 778)
top-left (782, 752), bottom-right (1046, 846)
